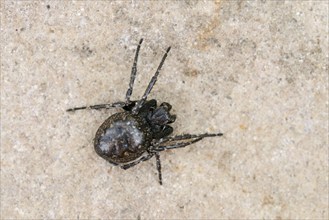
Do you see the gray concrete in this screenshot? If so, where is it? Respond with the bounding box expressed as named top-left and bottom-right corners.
top-left (1, 1), bottom-right (328, 219)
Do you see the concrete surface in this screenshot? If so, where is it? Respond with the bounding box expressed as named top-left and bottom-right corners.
top-left (1, 1), bottom-right (328, 219)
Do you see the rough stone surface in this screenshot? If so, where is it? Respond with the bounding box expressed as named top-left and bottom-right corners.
top-left (1, 1), bottom-right (328, 219)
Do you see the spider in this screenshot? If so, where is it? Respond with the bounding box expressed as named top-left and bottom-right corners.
top-left (67, 39), bottom-right (223, 185)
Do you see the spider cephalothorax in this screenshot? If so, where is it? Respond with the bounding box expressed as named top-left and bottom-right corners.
top-left (67, 39), bottom-right (223, 185)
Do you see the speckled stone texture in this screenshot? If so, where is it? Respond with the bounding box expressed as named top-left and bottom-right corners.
top-left (1, 1), bottom-right (328, 219)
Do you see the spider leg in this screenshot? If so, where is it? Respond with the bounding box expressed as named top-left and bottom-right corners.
top-left (158, 133), bottom-right (223, 143)
top-left (125, 38), bottom-right (143, 103)
top-left (132, 46), bottom-right (171, 114)
top-left (66, 101), bottom-right (126, 112)
top-left (120, 153), bottom-right (154, 170)
top-left (155, 153), bottom-right (162, 185)
top-left (152, 133), bottom-right (223, 151)
top-left (154, 137), bottom-right (203, 151)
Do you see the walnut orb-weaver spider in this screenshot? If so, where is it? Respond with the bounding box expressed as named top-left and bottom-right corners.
top-left (67, 39), bottom-right (223, 185)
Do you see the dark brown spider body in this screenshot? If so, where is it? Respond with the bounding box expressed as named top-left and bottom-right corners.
top-left (67, 39), bottom-right (223, 185)
top-left (94, 99), bottom-right (176, 166)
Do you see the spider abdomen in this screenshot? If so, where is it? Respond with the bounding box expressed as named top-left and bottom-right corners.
top-left (94, 112), bottom-right (152, 165)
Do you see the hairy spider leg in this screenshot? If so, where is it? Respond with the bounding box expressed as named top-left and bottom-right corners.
top-left (125, 38), bottom-right (144, 103)
top-left (132, 46), bottom-right (171, 115)
top-left (120, 152), bottom-right (154, 170)
top-left (155, 153), bottom-right (162, 185)
top-left (154, 137), bottom-right (203, 151)
top-left (66, 101), bottom-right (126, 112)
top-left (121, 152), bottom-right (163, 185)
top-left (159, 133), bottom-right (223, 143)
top-left (153, 133), bottom-right (223, 151)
